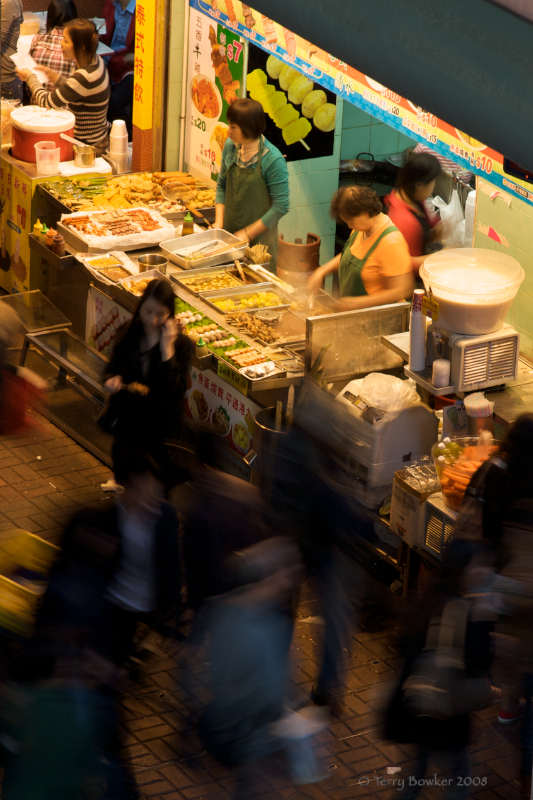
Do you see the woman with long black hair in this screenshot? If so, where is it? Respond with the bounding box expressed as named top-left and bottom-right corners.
top-left (103, 279), bottom-right (193, 491)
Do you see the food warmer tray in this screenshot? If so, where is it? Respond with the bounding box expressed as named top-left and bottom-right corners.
top-left (200, 283), bottom-right (293, 315)
top-left (160, 229), bottom-right (247, 270)
top-left (254, 311), bottom-right (306, 347)
top-left (170, 264), bottom-right (270, 295)
top-left (161, 206), bottom-right (215, 221)
top-left (117, 269), bottom-right (171, 295)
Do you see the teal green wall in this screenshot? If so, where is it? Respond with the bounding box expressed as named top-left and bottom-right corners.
top-left (341, 102), bottom-right (416, 162)
top-left (474, 179), bottom-right (533, 360)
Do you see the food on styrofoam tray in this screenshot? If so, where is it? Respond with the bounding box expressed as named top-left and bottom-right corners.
top-left (180, 271), bottom-right (242, 292)
top-left (241, 361), bottom-right (279, 380)
top-left (226, 310), bottom-right (280, 344)
top-left (213, 291), bottom-right (283, 312)
top-left (85, 254), bottom-right (123, 269)
top-left (122, 276), bottom-right (156, 296)
top-left (63, 208), bottom-right (164, 237)
top-left (99, 265), bottom-right (132, 282)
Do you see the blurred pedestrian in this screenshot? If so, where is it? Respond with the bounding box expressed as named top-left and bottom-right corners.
top-left (196, 538), bottom-right (328, 797)
top-left (386, 540), bottom-right (496, 800)
top-left (486, 414), bottom-right (533, 799)
top-left (101, 279), bottom-right (193, 492)
top-left (183, 427), bottom-right (267, 617)
top-left (13, 448), bottom-right (182, 800)
top-left (260, 380), bottom-right (357, 713)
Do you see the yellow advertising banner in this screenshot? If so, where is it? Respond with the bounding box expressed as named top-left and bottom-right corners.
top-left (0, 158), bottom-right (47, 293)
top-left (132, 0), bottom-right (155, 131)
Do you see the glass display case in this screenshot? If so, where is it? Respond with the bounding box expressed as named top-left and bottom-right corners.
top-left (0, 290), bottom-right (71, 338)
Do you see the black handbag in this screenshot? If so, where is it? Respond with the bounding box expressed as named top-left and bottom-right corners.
top-left (95, 383), bottom-right (150, 436)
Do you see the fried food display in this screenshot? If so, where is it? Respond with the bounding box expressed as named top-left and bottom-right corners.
top-left (181, 271), bottom-right (242, 292)
top-left (213, 291), bottom-right (284, 312)
top-left (63, 208), bottom-right (162, 237)
top-left (191, 77), bottom-right (220, 118)
top-left (226, 311), bottom-right (280, 344)
top-left (122, 276), bottom-right (157, 296)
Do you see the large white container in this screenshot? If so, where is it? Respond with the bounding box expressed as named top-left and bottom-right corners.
top-left (420, 248), bottom-right (524, 335)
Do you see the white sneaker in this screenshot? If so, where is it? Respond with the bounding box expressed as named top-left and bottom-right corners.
top-left (100, 478), bottom-right (124, 494)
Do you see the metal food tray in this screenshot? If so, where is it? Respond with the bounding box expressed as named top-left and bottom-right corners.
top-left (160, 229), bottom-right (247, 270)
top-left (117, 269), bottom-right (171, 295)
top-left (170, 264), bottom-right (269, 296)
top-left (255, 311), bottom-right (307, 347)
top-left (200, 283), bottom-right (293, 315)
top-left (160, 205), bottom-right (215, 221)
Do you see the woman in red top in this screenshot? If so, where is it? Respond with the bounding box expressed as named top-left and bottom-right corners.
top-left (385, 153), bottom-right (443, 277)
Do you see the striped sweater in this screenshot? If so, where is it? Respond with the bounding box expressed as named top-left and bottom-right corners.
top-left (27, 56), bottom-right (110, 146)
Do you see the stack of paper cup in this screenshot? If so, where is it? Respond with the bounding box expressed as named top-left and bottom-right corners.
top-left (463, 190), bottom-right (476, 246)
top-left (108, 119), bottom-right (129, 173)
top-left (409, 288), bottom-right (426, 372)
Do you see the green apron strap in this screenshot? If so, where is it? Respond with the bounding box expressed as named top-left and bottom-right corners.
top-left (361, 225), bottom-right (398, 260)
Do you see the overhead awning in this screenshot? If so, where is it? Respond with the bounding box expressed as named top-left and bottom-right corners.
top-left (252, 0), bottom-right (533, 171)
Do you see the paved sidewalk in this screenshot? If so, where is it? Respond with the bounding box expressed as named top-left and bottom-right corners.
top-left (0, 412), bottom-right (523, 800)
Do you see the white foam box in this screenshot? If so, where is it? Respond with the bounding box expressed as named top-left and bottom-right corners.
top-left (390, 471), bottom-right (438, 547)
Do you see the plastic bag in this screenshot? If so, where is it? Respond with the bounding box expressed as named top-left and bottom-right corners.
top-left (434, 189), bottom-right (464, 247)
top-left (358, 373), bottom-right (421, 423)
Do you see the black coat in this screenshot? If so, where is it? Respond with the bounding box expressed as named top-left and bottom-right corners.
top-left (35, 501), bottom-right (182, 653)
top-left (104, 322), bottom-right (193, 443)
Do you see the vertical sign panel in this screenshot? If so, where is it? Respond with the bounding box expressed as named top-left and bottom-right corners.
top-left (184, 8), bottom-right (244, 183)
top-left (132, 0), bottom-right (156, 171)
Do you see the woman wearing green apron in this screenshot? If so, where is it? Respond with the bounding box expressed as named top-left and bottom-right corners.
top-left (308, 186), bottom-right (414, 311)
top-left (215, 99), bottom-right (290, 270)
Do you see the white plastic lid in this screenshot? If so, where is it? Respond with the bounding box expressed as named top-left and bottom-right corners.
top-left (420, 248), bottom-right (524, 297)
top-left (11, 107), bottom-right (75, 133)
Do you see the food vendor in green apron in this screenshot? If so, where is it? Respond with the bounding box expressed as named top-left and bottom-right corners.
top-left (308, 186), bottom-right (414, 310)
top-left (215, 98), bottom-right (290, 271)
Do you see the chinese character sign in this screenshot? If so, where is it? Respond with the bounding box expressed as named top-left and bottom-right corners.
top-left (132, 0), bottom-right (156, 169)
top-left (189, 0), bottom-right (533, 208)
top-left (0, 161), bottom-right (36, 294)
top-left (185, 366), bottom-right (260, 456)
top-left (184, 9), bottom-right (245, 182)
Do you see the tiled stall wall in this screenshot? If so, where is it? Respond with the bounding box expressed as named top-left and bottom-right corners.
top-left (474, 179), bottom-right (533, 359)
top-left (277, 100), bottom-right (417, 265)
top-left (166, 0), bottom-right (186, 171)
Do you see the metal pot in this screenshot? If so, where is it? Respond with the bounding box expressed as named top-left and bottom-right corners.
top-left (73, 143), bottom-right (96, 168)
top-left (245, 406), bottom-right (289, 472)
top-left (137, 254), bottom-right (168, 274)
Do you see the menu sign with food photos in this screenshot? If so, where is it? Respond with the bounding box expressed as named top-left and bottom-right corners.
top-left (185, 9), bottom-right (245, 183)
top-left (86, 287), bottom-right (132, 357)
top-left (185, 365), bottom-right (260, 456)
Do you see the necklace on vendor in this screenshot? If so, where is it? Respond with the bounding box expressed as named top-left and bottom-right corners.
top-left (362, 214), bottom-right (385, 241)
top-left (240, 139), bottom-right (260, 162)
